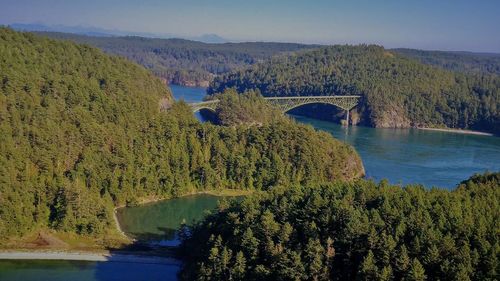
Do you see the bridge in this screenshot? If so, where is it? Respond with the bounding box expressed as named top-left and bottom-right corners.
top-left (189, 95), bottom-right (361, 125)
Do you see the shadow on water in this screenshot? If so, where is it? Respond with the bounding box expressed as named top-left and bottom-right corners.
top-left (0, 247), bottom-right (180, 281)
top-left (92, 238), bottom-right (181, 281)
top-left (196, 108), bottom-right (218, 123)
top-left (94, 194), bottom-right (231, 281)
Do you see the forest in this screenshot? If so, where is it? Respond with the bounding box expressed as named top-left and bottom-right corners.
top-left (1, 28), bottom-right (498, 281)
top-left (393, 48), bottom-right (500, 75)
top-left (0, 28), bottom-right (362, 240)
top-left (179, 172), bottom-right (500, 281)
top-left (209, 45), bottom-right (500, 134)
top-left (34, 31), bottom-right (317, 87)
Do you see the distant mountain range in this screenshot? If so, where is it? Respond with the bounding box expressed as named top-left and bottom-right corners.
top-left (7, 23), bottom-right (228, 43)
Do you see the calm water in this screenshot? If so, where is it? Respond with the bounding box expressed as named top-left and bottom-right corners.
top-left (292, 115), bottom-right (499, 188)
top-left (116, 194), bottom-right (225, 246)
top-left (169, 84), bottom-right (207, 102)
top-left (0, 259), bottom-right (178, 281)
top-left (171, 85), bottom-right (499, 189)
top-left (1, 195), bottom-right (224, 281)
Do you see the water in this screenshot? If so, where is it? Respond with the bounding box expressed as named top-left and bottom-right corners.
top-left (170, 85), bottom-right (499, 188)
top-left (1, 195), bottom-right (225, 281)
top-left (116, 194), bottom-right (225, 246)
top-left (169, 84), bottom-right (209, 121)
top-left (0, 259), bottom-right (178, 281)
top-left (169, 84), bottom-right (206, 102)
top-left (292, 115), bottom-right (499, 188)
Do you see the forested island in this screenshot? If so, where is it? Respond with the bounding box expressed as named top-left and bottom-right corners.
top-left (0, 28), bottom-right (362, 245)
top-left (209, 45), bottom-right (500, 134)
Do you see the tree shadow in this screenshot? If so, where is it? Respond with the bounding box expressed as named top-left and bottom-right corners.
top-left (93, 226), bottom-right (183, 281)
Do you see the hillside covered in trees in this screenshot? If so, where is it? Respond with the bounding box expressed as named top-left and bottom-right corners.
top-left (393, 48), bottom-right (500, 75)
top-left (209, 45), bottom-right (500, 134)
top-left (35, 31), bottom-right (317, 87)
top-left (179, 172), bottom-right (500, 281)
top-left (0, 28), bottom-right (363, 242)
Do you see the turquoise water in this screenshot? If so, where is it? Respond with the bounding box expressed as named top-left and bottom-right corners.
top-left (171, 85), bottom-right (499, 189)
top-left (116, 194), bottom-right (225, 246)
top-left (1, 194), bottom-right (226, 281)
top-left (292, 115), bottom-right (499, 188)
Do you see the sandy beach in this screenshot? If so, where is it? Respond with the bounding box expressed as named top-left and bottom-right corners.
top-left (417, 127), bottom-right (494, 136)
top-left (0, 251), bottom-right (181, 265)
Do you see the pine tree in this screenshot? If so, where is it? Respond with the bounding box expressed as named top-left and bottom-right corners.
top-left (359, 250), bottom-right (379, 280)
top-left (408, 258), bottom-right (426, 281)
top-left (231, 251), bottom-right (247, 280)
top-left (395, 245), bottom-right (411, 277)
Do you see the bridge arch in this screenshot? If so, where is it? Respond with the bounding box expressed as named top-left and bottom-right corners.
top-left (264, 96), bottom-right (360, 112)
top-left (274, 100), bottom-right (350, 113)
top-left (188, 95), bottom-right (361, 126)
top-left (192, 106), bottom-right (216, 113)
top-left (189, 100), bottom-right (219, 113)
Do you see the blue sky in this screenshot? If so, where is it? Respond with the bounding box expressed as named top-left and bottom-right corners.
top-left (1, 0), bottom-right (499, 52)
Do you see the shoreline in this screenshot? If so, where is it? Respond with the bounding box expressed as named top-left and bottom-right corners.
top-left (2, 189), bottom-right (252, 264)
top-left (417, 127), bottom-right (493, 136)
top-left (0, 250), bottom-right (181, 265)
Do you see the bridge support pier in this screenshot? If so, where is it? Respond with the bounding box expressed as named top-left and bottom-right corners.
top-left (344, 109), bottom-right (350, 127)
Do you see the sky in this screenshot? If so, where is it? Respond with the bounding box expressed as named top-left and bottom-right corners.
top-left (1, 0), bottom-right (500, 52)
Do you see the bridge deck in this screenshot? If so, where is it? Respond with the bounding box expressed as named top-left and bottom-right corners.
top-left (264, 95), bottom-right (361, 99)
top-left (189, 95), bottom-right (361, 115)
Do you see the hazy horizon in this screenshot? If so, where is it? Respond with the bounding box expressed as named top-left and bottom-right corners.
top-left (1, 0), bottom-right (500, 52)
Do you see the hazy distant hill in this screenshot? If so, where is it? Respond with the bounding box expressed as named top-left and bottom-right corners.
top-left (9, 23), bottom-right (229, 43)
top-left (34, 31), bottom-right (319, 87)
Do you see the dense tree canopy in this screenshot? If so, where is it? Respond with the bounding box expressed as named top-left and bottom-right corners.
top-left (393, 48), bottom-right (500, 75)
top-left (35, 31), bottom-right (318, 87)
top-left (209, 88), bottom-right (283, 126)
top-left (209, 45), bottom-right (500, 134)
top-left (179, 172), bottom-right (500, 281)
top-left (0, 28), bottom-right (362, 240)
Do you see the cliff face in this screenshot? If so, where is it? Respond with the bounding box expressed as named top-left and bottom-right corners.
top-left (370, 104), bottom-right (412, 128)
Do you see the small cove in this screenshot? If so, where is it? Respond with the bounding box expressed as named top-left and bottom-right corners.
top-left (115, 194), bottom-right (230, 246)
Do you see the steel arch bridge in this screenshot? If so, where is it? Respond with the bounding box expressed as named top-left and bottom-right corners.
top-left (189, 100), bottom-right (220, 112)
top-left (264, 96), bottom-right (360, 112)
top-left (189, 95), bottom-right (362, 125)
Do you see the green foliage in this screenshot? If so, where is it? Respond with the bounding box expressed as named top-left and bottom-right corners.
top-left (209, 45), bottom-right (500, 134)
top-left (0, 28), bottom-right (363, 240)
top-left (393, 48), bottom-right (500, 75)
top-left (211, 88), bottom-right (284, 126)
top-left (36, 31), bottom-right (317, 87)
top-left (0, 27), bottom-right (172, 238)
top-left (179, 173), bottom-right (500, 280)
